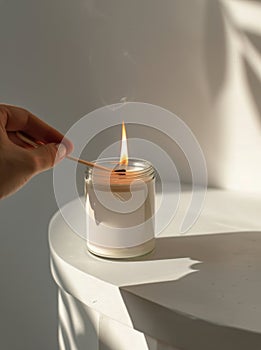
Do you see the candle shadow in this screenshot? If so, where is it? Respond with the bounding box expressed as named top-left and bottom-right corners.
top-left (130, 230), bottom-right (260, 262)
top-left (120, 231), bottom-right (261, 349)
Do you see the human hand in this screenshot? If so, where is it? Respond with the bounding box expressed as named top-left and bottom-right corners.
top-left (0, 104), bottom-right (73, 199)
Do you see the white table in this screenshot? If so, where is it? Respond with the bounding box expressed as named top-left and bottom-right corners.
top-left (49, 189), bottom-right (261, 350)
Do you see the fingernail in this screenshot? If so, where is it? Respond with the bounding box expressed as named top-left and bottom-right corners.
top-left (55, 143), bottom-right (67, 159)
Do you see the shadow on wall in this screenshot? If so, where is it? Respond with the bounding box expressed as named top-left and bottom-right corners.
top-left (202, 0), bottom-right (261, 190)
top-left (204, 0), bottom-right (228, 102)
top-left (121, 231), bottom-right (261, 350)
top-left (244, 56), bottom-right (261, 125)
top-left (205, 0), bottom-right (261, 124)
top-left (224, 0), bottom-right (261, 125)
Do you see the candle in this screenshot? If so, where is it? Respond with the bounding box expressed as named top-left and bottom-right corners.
top-left (85, 123), bottom-right (155, 258)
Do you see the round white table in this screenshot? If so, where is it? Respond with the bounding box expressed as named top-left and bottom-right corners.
top-left (49, 189), bottom-right (261, 350)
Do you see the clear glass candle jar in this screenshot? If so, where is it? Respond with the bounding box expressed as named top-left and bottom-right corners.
top-left (85, 158), bottom-right (155, 258)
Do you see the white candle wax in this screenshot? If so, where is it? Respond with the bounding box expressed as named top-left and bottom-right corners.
top-left (85, 159), bottom-right (155, 258)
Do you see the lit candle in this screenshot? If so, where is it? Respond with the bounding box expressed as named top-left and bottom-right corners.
top-left (85, 122), bottom-right (155, 258)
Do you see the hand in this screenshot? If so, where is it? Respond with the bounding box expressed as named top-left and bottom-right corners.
top-left (0, 104), bottom-right (73, 199)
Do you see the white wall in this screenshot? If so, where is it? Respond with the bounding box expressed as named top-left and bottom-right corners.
top-left (0, 1), bottom-right (260, 349)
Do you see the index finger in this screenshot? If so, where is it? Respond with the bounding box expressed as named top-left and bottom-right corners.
top-left (0, 104), bottom-right (73, 153)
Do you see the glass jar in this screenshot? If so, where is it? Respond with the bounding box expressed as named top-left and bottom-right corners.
top-left (85, 158), bottom-right (155, 258)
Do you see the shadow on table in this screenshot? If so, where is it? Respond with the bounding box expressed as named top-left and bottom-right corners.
top-left (121, 231), bottom-right (261, 350)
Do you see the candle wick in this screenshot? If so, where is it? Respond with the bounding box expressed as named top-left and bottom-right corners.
top-left (112, 162), bottom-right (128, 175)
top-left (114, 169), bottom-right (126, 173)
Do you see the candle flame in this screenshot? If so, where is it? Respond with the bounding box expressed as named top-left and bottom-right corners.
top-left (120, 121), bottom-right (128, 166)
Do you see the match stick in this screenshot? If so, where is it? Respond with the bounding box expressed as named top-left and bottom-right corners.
top-left (16, 132), bottom-right (111, 172)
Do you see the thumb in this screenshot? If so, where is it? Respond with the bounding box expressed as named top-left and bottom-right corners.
top-left (31, 143), bottom-right (67, 172)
